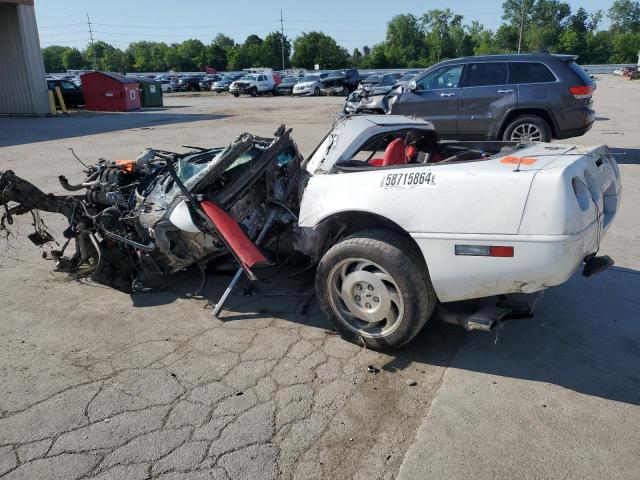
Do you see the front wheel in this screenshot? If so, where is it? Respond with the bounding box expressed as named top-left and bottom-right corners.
top-left (233, 92), bottom-right (239, 98)
top-left (502, 115), bottom-right (551, 143)
top-left (313, 87), bottom-right (320, 96)
top-left (316, 229), bottom-right (436, 350)
top-left (250, 87), bottom-right (257, 97)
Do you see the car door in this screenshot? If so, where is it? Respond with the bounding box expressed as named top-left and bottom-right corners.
top-left (392, 64), bottom-right (464, 135)
top-left (457, 62), bottom-right (514, 138)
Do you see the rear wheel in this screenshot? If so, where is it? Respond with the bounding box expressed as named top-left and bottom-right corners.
top-left (316, 229), bottom-right (436, 350)
top-left (233, 92), bottom-right (239, 98)
top-left (502, 115), bottom-right (551, 143)
top-left (342, 86), bottom-right (350, 96)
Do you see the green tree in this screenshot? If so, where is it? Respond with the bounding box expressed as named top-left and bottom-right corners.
top-left (42, 46), bottom-right (66, 73)
top-left (228, 35), bottom-right (264, 70)
top-left (350, 48), bottom-right (363, 67)
top-left (175, 39), bottom-right (207, 70)
top-left (126, 41), bottom-right (154, 71)
top-left (421, 9), bottom-right (463, 62)
top-left (361, 43), bottom-right (390, 68)
top-left (608, 0), bottom-right (640, 32)
top-left (502, 0), bottom-right (570, 52)
top-left (291, 31), bottom-right (349, 69)
top-left (610, 32), bottom-right (640, 62)
top-left (61, 47), bottom-right (85, 70)
top-left (262, 31), bottom-right (291, 69)
top-left (150, 42), bottom-right (169, 71)
top-left (383, 14), bottom-right (426, 67)
top-left (85, 41), bottom-right (128, 72)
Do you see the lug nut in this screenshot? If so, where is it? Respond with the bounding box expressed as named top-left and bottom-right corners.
top-left (355, 295), bottom-right (361, 301)
top-left (373, 297), bottom-right (379, 302)
top-left (365, 303), bottom-right (371, 308)
top-left (368, 285), bottom-right (374, 290)
top-left (356, 284), bottom-right (362, 290)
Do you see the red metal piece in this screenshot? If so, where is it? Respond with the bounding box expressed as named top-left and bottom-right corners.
top-left (81, 71), bottom-right (141, 112)
top-left (199, 200), bottom-right (268, 270)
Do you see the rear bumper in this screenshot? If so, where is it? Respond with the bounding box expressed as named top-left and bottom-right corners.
top-left (412, 222), bottom-right (605, 302)
top-left (555, 107), bottom-right (595, 139)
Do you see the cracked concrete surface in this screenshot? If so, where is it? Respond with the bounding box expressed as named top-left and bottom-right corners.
top-left (0, 269), bottom-right (456, 479)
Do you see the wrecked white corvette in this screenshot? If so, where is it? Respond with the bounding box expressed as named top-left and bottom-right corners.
top-left (0, 115), bottom-right (621, 349)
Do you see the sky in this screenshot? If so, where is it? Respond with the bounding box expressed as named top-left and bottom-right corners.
top-left (35, 0), bottom-right (615, 52)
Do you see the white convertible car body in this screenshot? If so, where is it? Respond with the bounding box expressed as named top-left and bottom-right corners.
top-left (299, 115), bottom-right (621, 303)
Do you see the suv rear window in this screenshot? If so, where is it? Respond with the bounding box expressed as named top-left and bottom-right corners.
top-left (465, 63), bottom-right (508, 87)
top-left (511, 62), bottom-right (556, 84)
top-left (567, 62), bottom-right (594, 85)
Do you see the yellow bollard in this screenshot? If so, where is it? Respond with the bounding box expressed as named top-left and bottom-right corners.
top-left (48, 90), bottom-right (57, 115)
top-left (54, 86), bottom-right (68, 114)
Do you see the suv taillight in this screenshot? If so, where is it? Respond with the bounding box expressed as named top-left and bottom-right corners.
top-left (569, 85), bottom-right (594, 99)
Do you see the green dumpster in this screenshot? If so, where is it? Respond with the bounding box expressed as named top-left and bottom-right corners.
top-left (138, 79), bottom-right (163, 107)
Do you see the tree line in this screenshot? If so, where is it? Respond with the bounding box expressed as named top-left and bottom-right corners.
top-left (42, 0), bottom-right (640, 73)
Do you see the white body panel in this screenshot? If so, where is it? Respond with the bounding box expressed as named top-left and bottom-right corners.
top-left (299, 115), bottom-right (621, 303)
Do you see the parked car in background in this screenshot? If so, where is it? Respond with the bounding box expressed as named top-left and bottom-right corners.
top-left (175, 75), bottom-right (204, 92)
top-left (212, 73), bottom-right (243, 92)
top-left (345, 73), bottom-right (419, 115)
top-left (352, 54), bottom-right (596, 143)
top-left (158, 80), bottom-right (174, 93)
top-left (46, 78), bottom-right (84, 107)
top-left (274, 77), bottom-right (298, 95)
top-left (199, 74), bottom-right (221, 91)
top-left (293, 73), bottom-right (329, 96)
top-left (229, 73), bottom-right (277, 97)
top-left (320, 69), bottom-right (361, 96)
top-left (359, 73), bottom-right (402, 89)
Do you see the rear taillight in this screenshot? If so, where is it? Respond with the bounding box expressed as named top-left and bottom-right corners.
top-left (455, 245), bottom-right (514, 257)
top-left (569, 85), bottom-right (594, 99)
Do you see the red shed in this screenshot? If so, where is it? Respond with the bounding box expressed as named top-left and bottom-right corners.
top-left (81, 71), bottom-right (140, 111)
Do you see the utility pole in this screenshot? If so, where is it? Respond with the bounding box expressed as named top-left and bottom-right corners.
top-left (517, 0), bottom-right (526, 54)
top-left (280, 9), bottom-right (286, 71)
top-left (86, 13), bottom-right (98, 70)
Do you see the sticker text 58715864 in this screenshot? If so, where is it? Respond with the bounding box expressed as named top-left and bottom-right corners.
top-left (379, 170), bottom-right (437, 189)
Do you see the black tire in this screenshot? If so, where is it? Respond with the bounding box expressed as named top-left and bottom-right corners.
top-left (316, 229), bottom-right (436, 350)
top-left (233, 93), bottom-right (240, 98)
top-left (313, 87), bottom-right (320, 96)
top-left (250, 87), bottom-right (257, 97)
top-left (502, 115), bottom-right (551, 143)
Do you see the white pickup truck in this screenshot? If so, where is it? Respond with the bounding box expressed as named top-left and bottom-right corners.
top-left (229, 73), bottom-right (276, 97)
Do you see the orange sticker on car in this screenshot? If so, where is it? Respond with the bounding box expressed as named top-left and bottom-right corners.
top-left (500, 155), bottom-right (538, 165)
top-left (114, 159), bottom-right (136, 173)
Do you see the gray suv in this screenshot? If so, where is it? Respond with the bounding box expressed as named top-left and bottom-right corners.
top-left (360, 54), bottom-right (596, 142)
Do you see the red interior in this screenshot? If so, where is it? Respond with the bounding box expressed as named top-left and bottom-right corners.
top-left (369, 138), bottom-right (411, 167)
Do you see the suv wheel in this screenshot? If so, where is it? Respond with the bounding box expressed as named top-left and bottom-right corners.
top-left (250, 87), bottom-right (257, 97)
top-left (503, 115), bottom-right (551, 143)
top-left (316, 229), bottom-right (436, 350)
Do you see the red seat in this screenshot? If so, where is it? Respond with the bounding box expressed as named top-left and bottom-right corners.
top-left (382, 138), bottom-right (407, 166)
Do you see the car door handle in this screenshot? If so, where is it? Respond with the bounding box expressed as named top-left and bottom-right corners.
top-left (440, 92), bottom-right (456, 97)
top-left (497, 89), bottom-right (514, 94)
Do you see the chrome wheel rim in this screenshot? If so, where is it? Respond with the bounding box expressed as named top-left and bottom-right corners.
top-left (327, 258), bottom-right (404, 338)
top-left (510, 123), bottom-right (542, 142)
